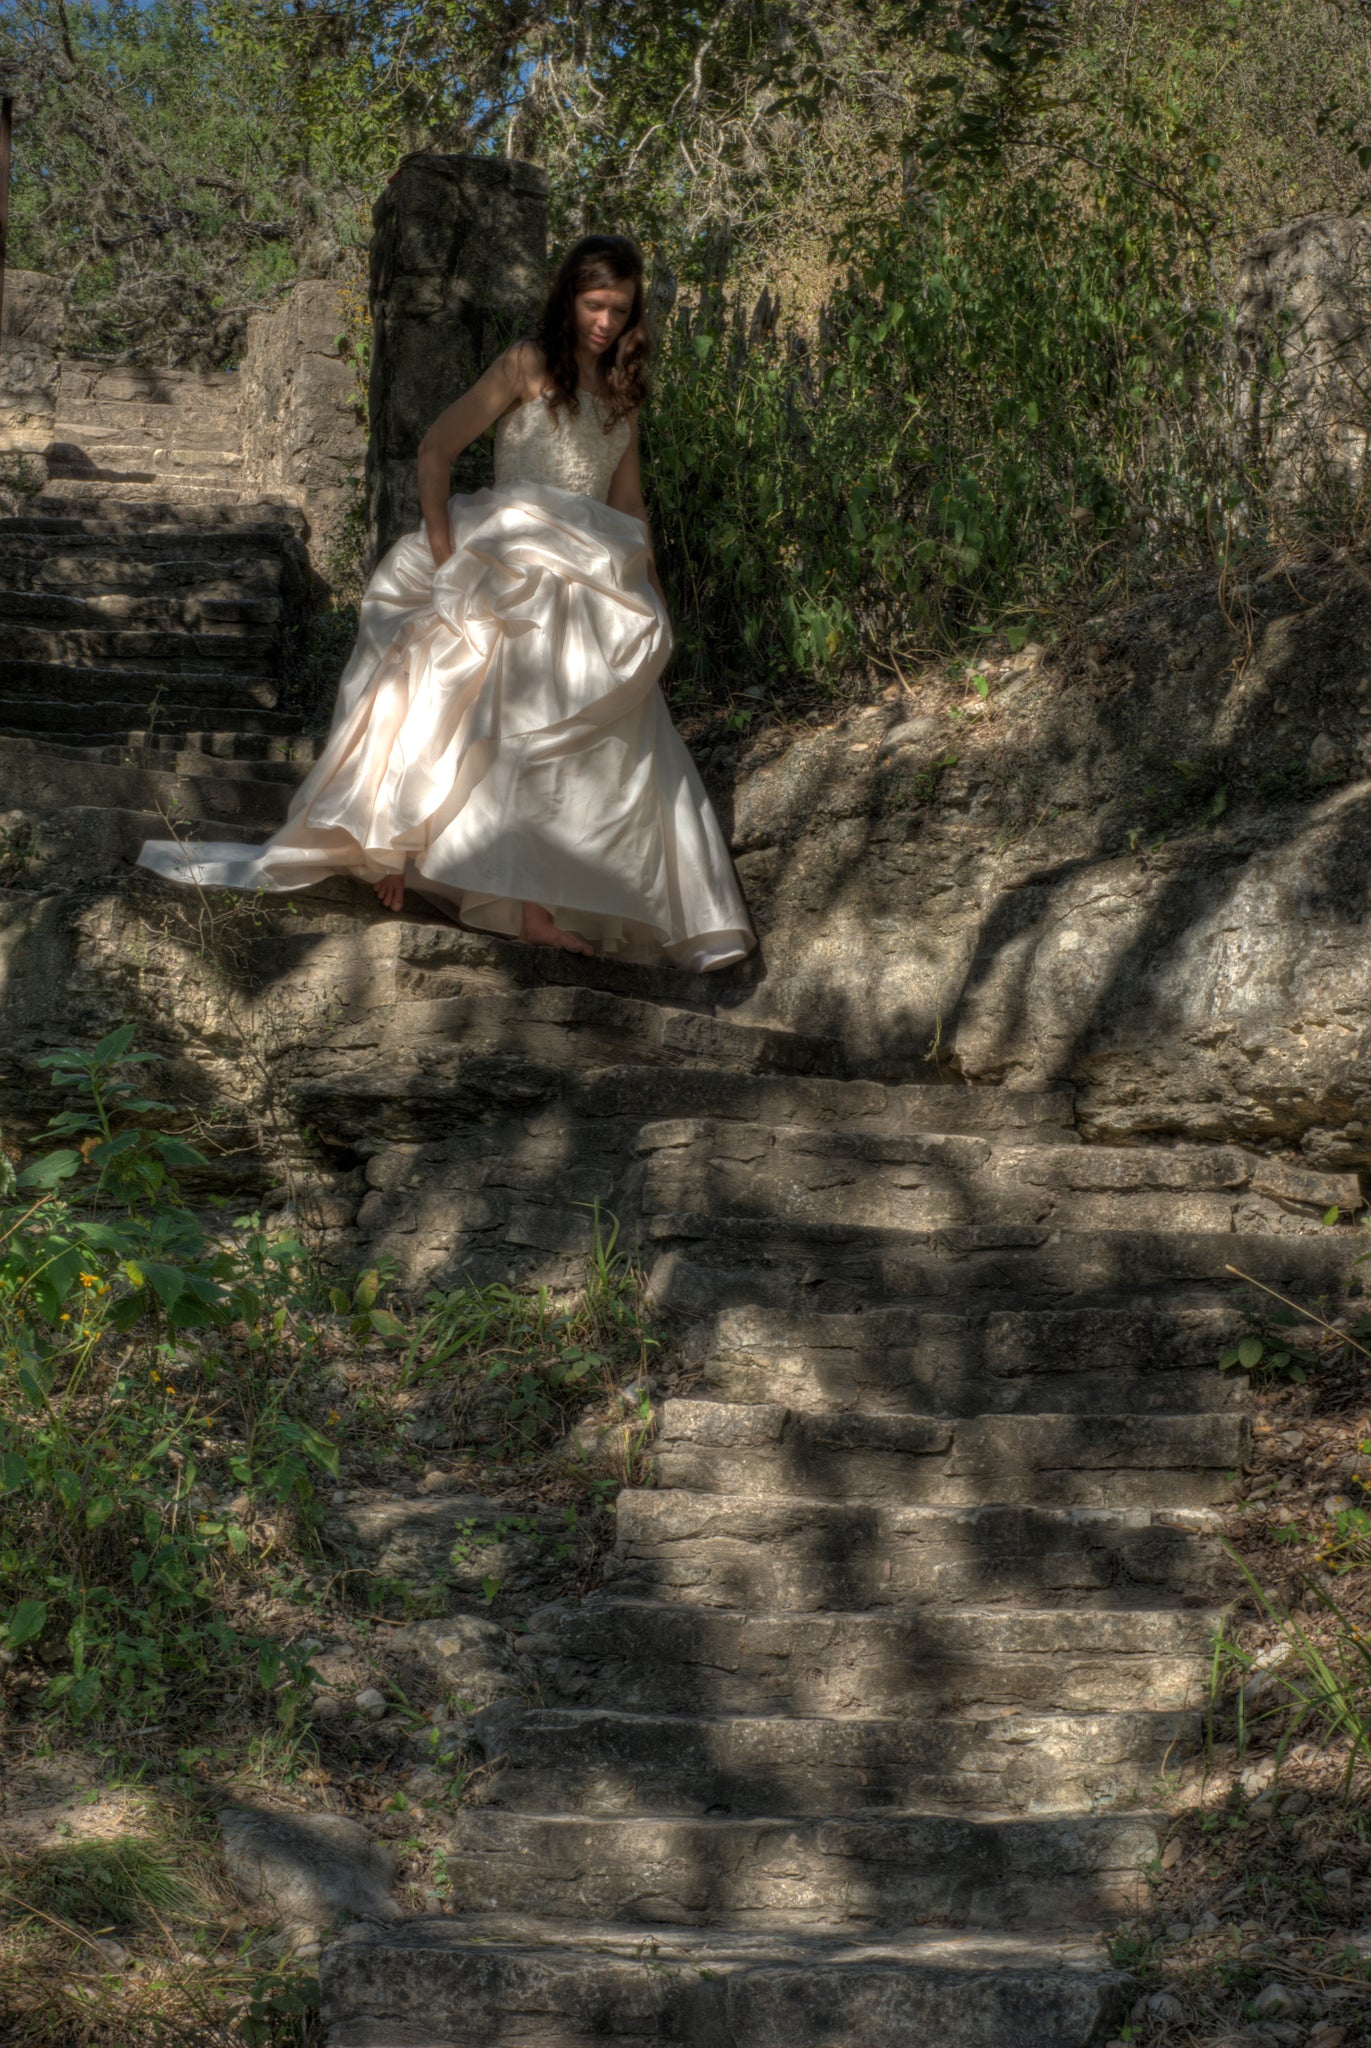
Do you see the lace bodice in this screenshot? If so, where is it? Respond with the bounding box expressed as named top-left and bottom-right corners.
top-left (493, 390), bottom-right (631, 502)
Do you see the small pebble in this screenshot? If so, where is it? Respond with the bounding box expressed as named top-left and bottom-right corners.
top-left (1322, 1866), bottom-right (1352, 1892)
top-left (353, 1686), bottom-right (387, 1717)
top-left (1252, 1981), bottom-right (1304, 2020)
top-left (1194, 1910), bottom-right (1222, 1935)
top-left (1165, 1919), bottom-right (1192, 1942)
top-left (1146, 1989), bottom-right (1187, 2022)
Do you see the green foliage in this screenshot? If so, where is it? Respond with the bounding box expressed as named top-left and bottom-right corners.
top-left (1222, 1260), bottom-right (1371, 1388)
top-left (0, 1031), bottom-right (333, 1727)
top-left (329, 1265), bottom-right (408, 1346)
top-left (1215, 1545), bottom-right (1371, 1798)
top-left (652, 155), bottom-right (1252, 698)
top-left (2, 1834), bottom-right (197, 1928)
top-left (1218, 1320), bottom-right (1314, 1386)
top-left (401, 1204), bottom-right (655, 1468)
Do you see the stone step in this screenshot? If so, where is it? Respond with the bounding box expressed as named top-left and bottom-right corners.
top-left (621, 1080), bottom-right (1075, 1138)
top-left (0, 741), bottom-right (296, 833)
top-left (0, 623), bottom-right (279, 668)
top-left (652, 1400), bottom-right (1248, 1509)
top-left (29, 481), bottom-right (298, 520)
top-left (0, 659), bottom-right (281, 709)
top-left (54, 392), bottom-right (239, 432)
top-left (479, 1704), bottom-right (1197, 1816)
top-left (686, 1293), bottom-right (1250, 1414)
top-left (0, 547), bottom-right (287, 598)
top-left (327, 1485), bottom-right (1229, 1613)
top-left (443, 1807), bottom-right (1158, 1929)
top-left (7, 732), bottom-right (313, 780)
top-left (638, 1120), bottom-right (1356, 1237)
top-left (49, 430), bottom-right (244, 465)
top-left (299, 1062), bottom-right (1082, 1149)
top-left (297, 1025), bottom-right (859, 1143)
top-left (129, 737), bottom-right (317, 770)
top-left (609, 1494), bottom-right (1232, 1609)
top-left (57, 361), bottom-right (239, 408)
top-left (51, 406), bottom-right (245, 448)
top-left (46, 450), bottom-right (247, 490)
top-left (0, 587), bottom-right (282, 628)
top-left (0, 508), bottom-right (305, 543)
top-left (520, 1598), bottom-right (1218, 1715)
top-left (321, 1918), bottom-right (1135, 2048)
top-left (0, 701), bottom-right (303, 746)
top-left (0, 803), bottom-right (266, 889)
top-left (645, 1216), bottom-right (1358, 1315)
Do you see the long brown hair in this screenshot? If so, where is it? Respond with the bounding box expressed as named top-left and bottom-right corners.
top-left (533, 234), bottom-right (650, 429)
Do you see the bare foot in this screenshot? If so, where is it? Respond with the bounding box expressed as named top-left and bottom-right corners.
top-left (373, 871), bottom-right (405, 913)
top-left (520, 901), bottom-right (594, 956)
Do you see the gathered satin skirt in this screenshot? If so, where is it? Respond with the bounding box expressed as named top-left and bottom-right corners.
top-left (136, 481), bottom-right (756, 973)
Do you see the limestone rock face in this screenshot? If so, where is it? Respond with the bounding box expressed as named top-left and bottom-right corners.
top-left (1236, 212), bottom-right (1371, 505)
top-left (0, 270), bottom-right (64, 451)
top-left (239, 281), bottom-right (366, 570)
top-left (721, 556), bottom-right (1371, 1166)
top-left (367, 153), bottom-right (549, 556)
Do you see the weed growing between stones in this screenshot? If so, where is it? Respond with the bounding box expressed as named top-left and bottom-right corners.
top-left (396, 1202), bottom-right (658, 1486)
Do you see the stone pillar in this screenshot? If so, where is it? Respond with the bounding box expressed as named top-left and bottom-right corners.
top-left (239, 280), bottom-right (367, 573)
top-left (367, 154), bottom-right (549, 559)
top-left (0, 269), bottom-right (63, 454)
top-left (1235, 212), bottom-right (1371, 507)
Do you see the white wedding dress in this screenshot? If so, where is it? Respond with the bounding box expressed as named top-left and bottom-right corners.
top-left (137, 390), bottom-right (756, 971)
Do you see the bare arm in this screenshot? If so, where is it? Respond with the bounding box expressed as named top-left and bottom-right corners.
top-left (417, 343), bottom-right (531, 565)
top-left (607, 415), bottom-right (667, 608)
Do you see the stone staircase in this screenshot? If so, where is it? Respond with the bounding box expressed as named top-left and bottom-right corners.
top-left (302, 962), bottom-right (1362, 2048)
top-left (0, 360), bottom-right (316, 795)
top-left (4, 350), bottom-right (1365, 2048)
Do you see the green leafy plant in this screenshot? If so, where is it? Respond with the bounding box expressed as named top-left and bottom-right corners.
top-left (0, 1030), bottom-right (335, 1727)
top-left (399, 1203), bottom-right (656, 1466)
top-left (328, 1265), bottom-right (407, 1345)
top-left (1214, 1545), bottom-right (1371, 1799)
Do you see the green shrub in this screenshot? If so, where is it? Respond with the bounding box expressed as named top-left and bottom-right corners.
top-left (0, 1028), bottom-right (334, 1727)
top-left (649, 159), bottom-right (1252, 709)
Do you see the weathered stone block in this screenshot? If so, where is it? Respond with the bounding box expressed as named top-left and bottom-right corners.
top-left (0, 270), bottom-right (63, 451)
top-left (240, 280), bottom-right (367, 569)
top-left (219, 1807), bottom-right (400, 1925)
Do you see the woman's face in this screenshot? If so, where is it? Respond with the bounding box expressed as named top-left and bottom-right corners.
top-left (575, 281), bottom-right (635, 357)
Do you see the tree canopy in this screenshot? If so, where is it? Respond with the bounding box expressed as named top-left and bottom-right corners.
top-left (8, 0), bottom-right (1367, 366)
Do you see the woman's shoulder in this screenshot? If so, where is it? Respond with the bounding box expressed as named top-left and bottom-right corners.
top-left (492, 339), bottom-right (549, 405)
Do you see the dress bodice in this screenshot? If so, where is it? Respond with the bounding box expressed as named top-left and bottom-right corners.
top-left (493, 390), bottom-right (631, 502)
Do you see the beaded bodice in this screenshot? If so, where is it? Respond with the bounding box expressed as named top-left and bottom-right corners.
top-left (493, 390), bottom-right (631, 502)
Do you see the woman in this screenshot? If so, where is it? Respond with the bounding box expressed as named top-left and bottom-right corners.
top-left (138, 234), bottom-right (756, 973)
